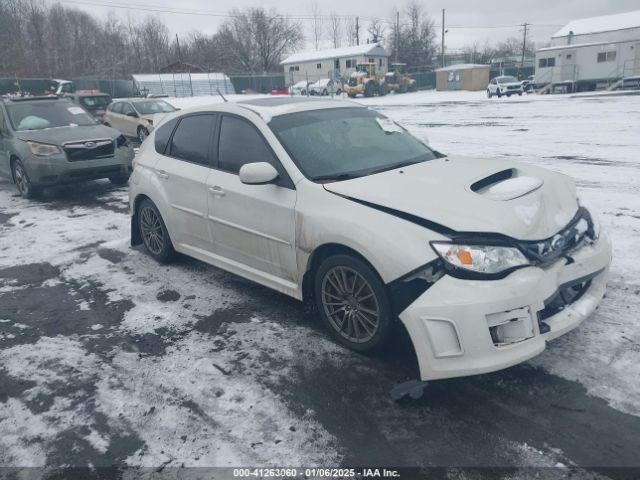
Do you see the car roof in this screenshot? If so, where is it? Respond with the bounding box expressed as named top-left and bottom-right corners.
top-left (0, 95), bottom-right (66, 104)
top-left (169, 97), bottom-right (363, 123)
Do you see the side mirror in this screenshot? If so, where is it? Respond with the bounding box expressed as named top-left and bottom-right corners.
top-left (239, 162), bottom-right (279, 185)
top-left (126, 111), bottom-right (138, 118)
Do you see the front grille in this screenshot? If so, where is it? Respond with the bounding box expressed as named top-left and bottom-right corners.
top-left (63, 139), bottom-right (114, 162)
top-left (507, 85), bottom-right (520, 90)
top-left (517, 208), bottom-right (595, 266)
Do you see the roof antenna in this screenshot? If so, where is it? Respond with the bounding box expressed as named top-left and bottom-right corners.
top-left (216, 89), bottom-right (228, 102)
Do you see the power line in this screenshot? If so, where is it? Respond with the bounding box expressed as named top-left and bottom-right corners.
top-left (50, 0), bottom-right (564, 29)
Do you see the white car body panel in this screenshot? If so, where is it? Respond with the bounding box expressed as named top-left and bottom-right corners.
top-left (130, 98), bottom-right (612, 382)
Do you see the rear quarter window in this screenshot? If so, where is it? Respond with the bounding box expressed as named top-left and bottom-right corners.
top-left (154, 117), bottom-right (179, 154)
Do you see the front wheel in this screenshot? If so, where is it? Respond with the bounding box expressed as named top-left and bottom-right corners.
top-left (487, 89), bottom-right (492, 98)
top-left (12, 159), bottom-right (40, 199)
top-left (138, 126), bottom-right (149, 143)
top-left (314, 254), bottom-right (393, 352)
top-left (138, 199), bottom-right (174, 263)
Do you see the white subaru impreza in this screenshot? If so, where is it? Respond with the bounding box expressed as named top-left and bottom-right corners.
top-left (129, 97), bottom-right (611, 382)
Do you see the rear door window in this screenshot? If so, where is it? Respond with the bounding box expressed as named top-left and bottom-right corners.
top-left (169, 114), bottom-right (216, 165)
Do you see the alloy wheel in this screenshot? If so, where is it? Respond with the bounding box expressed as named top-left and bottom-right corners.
top-left (321, 266), bottom-right (380, 343)
top-left (140, 206), bottom-right (164, 255)
top-left (14, 164), bottom-right (30, 196)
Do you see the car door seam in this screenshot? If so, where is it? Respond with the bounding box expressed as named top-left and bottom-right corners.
top-left (206, 214), bottom-right (292, 247)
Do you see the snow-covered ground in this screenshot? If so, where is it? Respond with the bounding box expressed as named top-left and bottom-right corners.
top-left (1, 89), bottom-right (639, 474)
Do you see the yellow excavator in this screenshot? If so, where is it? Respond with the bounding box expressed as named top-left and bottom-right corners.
top-left (344, 63), bottom-right (385, 98)
top-left (382, 63), bottom-right (417, 94)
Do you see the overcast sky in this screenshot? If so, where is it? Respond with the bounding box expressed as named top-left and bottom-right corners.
top-left (50, 0), bottom-right (640, 50)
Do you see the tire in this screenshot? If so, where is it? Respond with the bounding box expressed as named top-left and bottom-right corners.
top-left (497, 90), bottom-right (502, 98)
top-left (137, 199), bottom-right (175, 263)
top-left (301, 89), bottom-right (307, 96)
top-left (104, 122), bottom-right (111, 127)
top-left (348, 93), bottom-right (357, 98)
top-left (314, 254), bottom-right (393, 353)
top-left (138, 126), bottom-right (149, 143)
top-left (378, 85), bottom-right (387, 96)
top-left (336, 89), bottom-right (342, 96)
top-left (487, 89), bottom-right (492, 98)
top-left (322, 89), bottom-right (328, 96)
top-left (364, 82), bottom-right (375, 98)
top-left (109, 175), bottom-right (129, 186)
top-left (11, 159), bottom-right (40, 199)
top-left (518, 92), bottom-right (523, 96)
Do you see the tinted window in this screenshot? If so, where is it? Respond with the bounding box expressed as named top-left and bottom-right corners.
top-left (154, 117), bottom-right (179, 154)
top-left (121, 103), bottom-right (136, 115)
top-left (169, 114), bottom-right (216, 165)
top-left (218, 116), bottom-right (277, 174)
top-left (110, 102), bottom-right (123, 113)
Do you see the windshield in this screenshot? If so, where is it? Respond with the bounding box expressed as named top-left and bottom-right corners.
top-left (132, 100), bottom-right (176, 115)
top-left (269, 107), bottom-right (441, 181)
top-left (80, 96), bottom-right (111, 109)
top-left (7, 101), bottom-right (96, 131)
top-left (498, 76), bottom-right (519, 83)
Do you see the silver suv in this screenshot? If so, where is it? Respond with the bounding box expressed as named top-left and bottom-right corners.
top-left (0, 96), bottom-right (135, 198)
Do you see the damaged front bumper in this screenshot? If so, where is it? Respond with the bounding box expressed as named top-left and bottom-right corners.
top-left (400, 232), bottom-right (612, 381)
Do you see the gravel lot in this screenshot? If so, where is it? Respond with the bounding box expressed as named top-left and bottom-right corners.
top-left (1, 90), bottom-right (639, 477)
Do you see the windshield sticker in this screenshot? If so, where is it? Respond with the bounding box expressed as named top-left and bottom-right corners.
top-left (376, 117), bottom-right (403, 134)
top-left (67, 106), bottom-right (85, 115)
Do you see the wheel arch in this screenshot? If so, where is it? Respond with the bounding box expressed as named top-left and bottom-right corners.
top-left (301, 242), bottom-right (384, 304)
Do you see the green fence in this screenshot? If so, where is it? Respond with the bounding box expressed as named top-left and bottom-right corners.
top-left (229, 74), bottom-right (286, 94)
top-left (0, 77), bottom-right (137, 97)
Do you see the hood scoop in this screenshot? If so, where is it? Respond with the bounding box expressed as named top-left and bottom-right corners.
top-left (470, 168), bottom-right (543, 201)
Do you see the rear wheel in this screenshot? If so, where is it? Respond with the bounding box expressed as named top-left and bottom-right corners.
top-left (12, 159), bottom-right (40, 199)
top-left (138, 199), bottom-right (174, 263)
top-left (314, 254), bottom-right (393, 352)
top-left (364, 82), bottom-right (375, 97)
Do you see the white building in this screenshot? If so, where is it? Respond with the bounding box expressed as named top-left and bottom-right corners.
top-left (281, 44), bottom-right (389, 85)
top-left (535, 10), bottom-right (640, 91)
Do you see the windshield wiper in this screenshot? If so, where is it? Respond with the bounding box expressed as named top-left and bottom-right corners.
top-left (313, 172), bottom-right (362, 182)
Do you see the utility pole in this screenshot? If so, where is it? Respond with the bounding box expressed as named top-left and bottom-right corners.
top-left (175, 34), bottom-right (182, 62)
top-left (355, 17), bottom-right (360, 45)
top-left (395, 11), bottom-right (400, 64)
top-left (441, 9), bottom-right (446, 68)
top-left (520, 22), bottom-right (529, 76)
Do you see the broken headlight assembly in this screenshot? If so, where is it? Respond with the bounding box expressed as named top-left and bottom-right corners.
top-left (430, 241), bottom-right (529, 278)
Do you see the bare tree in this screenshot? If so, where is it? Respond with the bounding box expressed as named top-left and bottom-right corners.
top-left (367, 18), bottom-right (385, 44)
top-left (327, 12), bottom-right (342, 48)
top-left (309, 2), bottom-right (323, 50)
top-left (388, 2), bottom-right (437, 70)
top-left (217, 8), bottom-right (303, 73)
top-left (344, 17), bottom-right (358, 46)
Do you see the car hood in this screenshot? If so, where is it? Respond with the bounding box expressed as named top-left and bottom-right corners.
top-left (15, 124), bottom-right (120, 145)
top-left (322, 156), bottom-right (579, 241)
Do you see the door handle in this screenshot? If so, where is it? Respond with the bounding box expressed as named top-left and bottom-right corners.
top-left (208, 186), bottom-right (226, 197)
top-left (157, 170), bottom-right (169, 180)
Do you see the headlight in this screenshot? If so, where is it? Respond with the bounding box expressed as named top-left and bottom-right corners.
top-left (431, 241), bottom-right (529, 275)
top-left (26, 141), bottom-right (62, 157)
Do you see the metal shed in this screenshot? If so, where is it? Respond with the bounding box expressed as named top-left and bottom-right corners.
top-left (435, 64), bottom-right (490, 91)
